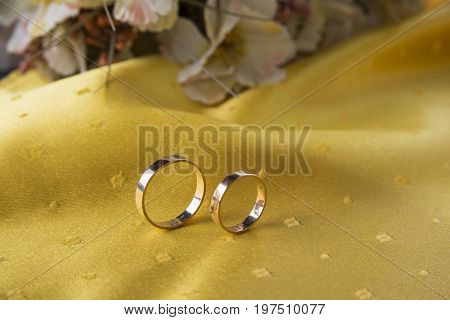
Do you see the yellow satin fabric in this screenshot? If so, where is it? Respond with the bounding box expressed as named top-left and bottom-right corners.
top-left (1, 7), bottom-right (449, 299)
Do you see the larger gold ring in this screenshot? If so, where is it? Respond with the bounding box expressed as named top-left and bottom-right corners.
top-left (210, 171), bottom-right (267, 234)
top-left (136, 155), bottom-right (205, 229)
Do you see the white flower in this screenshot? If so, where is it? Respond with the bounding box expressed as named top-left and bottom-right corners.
top-left (294, 0), bottom-right (423, 52)
top-left (42, 23), bottom-right (87, 76)
top-left (113, 0), bottom-right (178, 31)
top-left (5, 11), bottom-right (34, 54)
top-left (283, 0), bottom-right (368, 53)
top-left (358, 0), bottom-right (423, 22)
top-left (6, 1), bottom-right (79, 54)
top-left (295, 0), bottom-right (325, 53)
top-left (58, 0), bottom-right (106, 8)
top-left (159, 0), bottom-right (296, 105)
top-left (318, 0), bottom-right (366, 48)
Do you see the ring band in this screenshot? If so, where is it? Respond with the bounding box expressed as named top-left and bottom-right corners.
top-left (210, 171), bottom-right (267, 233)
top-left (136, 155), bottom-right (205, 229)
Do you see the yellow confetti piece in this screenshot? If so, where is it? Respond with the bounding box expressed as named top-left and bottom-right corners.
top-left (257, 168), bottom-right (266, 178)
top-left (313, 143), bottom-right (329, 156)
top-left (82, 272), bottom-right (98, 280)
top-left (156, 252), bottom-right (172, 264)
top-left (343, 196), bottom-right (353, 205)
top-left (253, 268), bottom-right (271, 278)
top-left (76, 87), bottom-right (90, 96)
top-left (284, 217), bottom-right (300, 228)
top-left (49, 201), bottom-right (60, 209)
top-left (10, 94), bottom-right (22, 101)
top-left (432, 39), bottom-right (443, 54)
top-left (90, 121), bottom-right (104, 129)
top-left (110, 172), bottom-right (125, 189)
top-left (61, 236), bottom-right (84, 246)
top-left (376, 233), bottom-right (393, 243)
top-left (394, 175), bottom-right (408, 187)
top-left (29, 145), bottom-right (45, 160)
top-left (419, 270), bottom-right (429, 276)
top-left (320, 253), bottom-right (331, 260)
top-left (7, 290), bottom-right (26, 300)
top-left (134, 220), bottom-right (147, 228)
top-left (354, 288), bottom-right (373, 300)
top-left (224, 235), bottom-right (236, 243)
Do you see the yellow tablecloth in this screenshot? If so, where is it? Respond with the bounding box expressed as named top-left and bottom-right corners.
top-left (1, 7), bottom-right (449, 299)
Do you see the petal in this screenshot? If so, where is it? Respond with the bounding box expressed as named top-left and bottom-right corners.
top-left (114, 0), bottom-right (159, 27)
top-left (320, 0), bottom-right (365, 47)
top-left (204, 0), bottom-right (277, 40)
top-left (181, 74), bottom-right (235, 105)
top-left (296, 0), bottom-right (325, 53)
top-left (205, 0), bottom-right (241, 42)
top-left (67, 32), bottom-right (87, 73)
top-left (176, 0), bottom-right (241, 82)
top-left (235, 19), bottom-right (296, 86)
top-left (148, 0), bottom-right (173, 15)
top-left (58, 0), bottom-right (106, 9)
top-left (114, 0), bottom-right (177, 31)
top-left (42, 24), bottom-right (85, 76)
top-left (158, 17), bottom-right (209, 65)
top-left (322, 0), bottom-right (363, 17)
top-left (29, 3), bottom-right (79, 38)
top-left (192, 57), bottom-right (235, 80)
top-left (43, 43), bottom-right (78, 76)
top-left (257, 67), bottom-right (285, 84)
top-left (177, 43), bottom-right (218, 83)
top-left (180, 56), bottom-right (236, 104)
top-left (140, 0), bottom-right (178, 31)
top-left (241, 0), bottom-right (277, 18)
top-left (6, 12), bottom-right (34, 54)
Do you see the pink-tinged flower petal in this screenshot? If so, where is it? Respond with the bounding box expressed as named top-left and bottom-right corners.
top-left (6, 14), bottom-right (33, 54)
top-left (146, 0), bottom-right (178, 31)
top-left (234, 18), bottom-right (296, 86)
top-left (114, 0), bottom-right (177, 31)
top-left (7, 2), bottom-right (79, 54)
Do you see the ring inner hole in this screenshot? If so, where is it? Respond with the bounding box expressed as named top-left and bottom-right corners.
top-left (144, 161), bottom-right (197, 222)
top-left (220, 177), bottom-right (258, 227)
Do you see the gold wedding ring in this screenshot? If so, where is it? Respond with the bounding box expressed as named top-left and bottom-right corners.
top-left (210, 171), bottom-right (267, 234)
top-left (136, 155), bottom-right (205, 229)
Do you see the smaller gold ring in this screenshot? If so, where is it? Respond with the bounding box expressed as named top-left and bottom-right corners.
top-left (210, 171), bottom-right (267, 234)
top-left (136, 155), bottom-right (205, 229)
